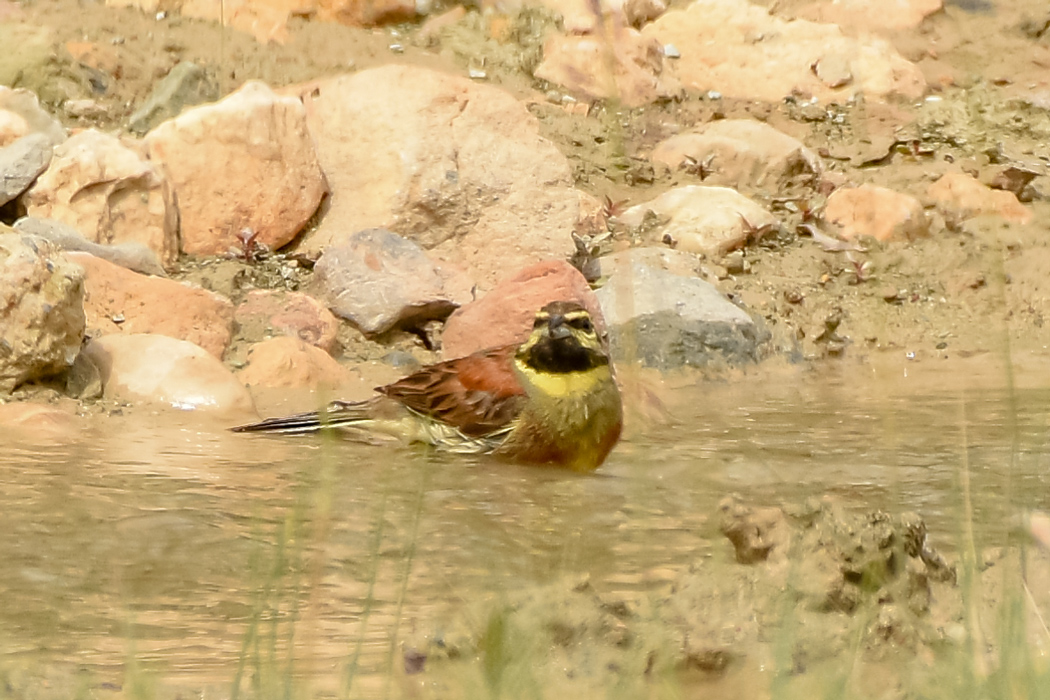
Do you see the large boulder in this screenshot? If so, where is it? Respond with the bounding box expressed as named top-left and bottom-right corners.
top-left (298, 65), bottom-right (586, 290)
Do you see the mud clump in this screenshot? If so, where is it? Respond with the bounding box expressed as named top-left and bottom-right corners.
top-left (413, 497), bottom-right (963, 694)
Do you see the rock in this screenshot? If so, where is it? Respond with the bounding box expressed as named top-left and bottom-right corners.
top-left (24, 129), bottom-right (178, 269)
top-left (441, 260), bottom-right (602, 359)
top-left (651, 119), bottom-right (822, 193)
top-left (719, 496), bottom-right (791, 565)
top-left (82, 333), bottom-right (256, 418)
top-left (0, 86), bottom-right (66, 148)
top-left (315, 0), bottom-right (417, 27)
top-left (143, 81), bottom-right (326, 257)
top-left (824, 184), bottom-right (928, 241)
top-left (927, 172), bottom-right (1033, 225)
top-left (298, 65), bottom-right (583, 290)
top-left (595, 248), bottom-right (765, 368)
top-left (68, 252), bottom-right (235, 358)
top-left (641, 0), bottom-right (926, 103)
top-left (234, 289), bottom-right (340, 352)
top-left (534, 26), bottom-right (682, 107)
top-left (237, 337), bottom-right (356, 389)
top-left (312, 228), bottom-right (469, 336)
top-left (792, 0), bottom-right (943, 33)
top-left (616, 185), bottom-right (778, 258)
top-left (14, 217), bottom-right (168, 277)
top-left (0, 133), bottom-right (53, 206)
top-left (0, 231), bottom-right (85, 392)
top-left (127, 61), bottom-right (219, 135)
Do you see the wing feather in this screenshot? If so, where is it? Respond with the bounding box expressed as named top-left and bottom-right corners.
top-left (377, 345), bottom-right (526, 436)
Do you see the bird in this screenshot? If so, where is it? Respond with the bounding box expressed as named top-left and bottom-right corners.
top-left (232, 301), bottom-right (623, 472)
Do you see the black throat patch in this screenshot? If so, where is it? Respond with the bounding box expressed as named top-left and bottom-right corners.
top-left (522, 336), bottom-right (609, 374)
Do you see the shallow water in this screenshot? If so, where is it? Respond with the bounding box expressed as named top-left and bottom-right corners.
top-left (3, 358), bottom-right (1050, 698)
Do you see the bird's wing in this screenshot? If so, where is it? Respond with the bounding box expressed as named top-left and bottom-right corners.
top-left (230, 399), bottom-right (377, 434)
top-left (377, 345), bottom-right (527, 437)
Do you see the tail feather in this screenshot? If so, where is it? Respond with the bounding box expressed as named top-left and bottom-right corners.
top-left (231, 400), bottom-right (373, 434)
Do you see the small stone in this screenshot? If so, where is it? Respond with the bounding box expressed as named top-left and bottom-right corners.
top-left (652, 119), bottom-right (823, 192)
top-left (595, 248), bottom-right (767, 368)
top-left (617, 185), bottom-right (777, 258)
top-left (234, 289), bottom-right (340, 352)
top-left (313, 228), bottom-right (468, 336)
top-left (928, 172), bottom-right (1033, 225)
top-left (534, 26), bottom-right (682, 107)
top-left (880, 285), bottom-right (900, 302)
top-left (724, 251), bottom-right (746, 274)
top-left (824, 185), bottom-right (928, 241)
top-left (237, 337), bottom-right (355, 390)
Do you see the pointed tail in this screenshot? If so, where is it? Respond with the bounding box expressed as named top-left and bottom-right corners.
top-left (231, 400), bottom-right (374, 434)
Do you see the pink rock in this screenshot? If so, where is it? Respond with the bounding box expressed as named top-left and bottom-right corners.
top-left (237, 336), bottom-right (356, 389)
top-left (824, 184), bottom-right (928, 241)
top-left (24, 129), bottom-right (177, 268)
top-left (642, 0), bottom-right (926, 103)
top-left (68, 251), bottom-right (235, 358)
top-left (616, 185), bottom-right (777, 257)
top-left (534, 26), bottom-right (682, 107)
top-left (312, 228), bottom-right (471, 336)
top-left (144, 81), bottom-right (326, 257)
top-left (234, 289), bottom-right (340, 352)
top-left (927, 173), bottom-right (1033, 225)
top-left (0, 231), bottom-right (85, 392)
top-left (298, 65), bottom-right (582, 290)
top-left (441, 260), bottom-right (603, 359)
top-left (652, 119), bottom-right (822, 192)
top-left (82, 333), bottom-right (256, 418)
top-left (791, 0), bottom-right (943, 33)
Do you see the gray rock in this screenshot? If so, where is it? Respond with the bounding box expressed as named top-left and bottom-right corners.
top-left (0, 133), bottom-right (52, 206)
top-left (13, 217), bottom-right (168, 277)
top-left (595, 248), bottom-right (767, 368)
top-left (0, 230), bottom-right (85, 393)
top-left (128, 62), bottom-right (218, 135)
top-left (313, 228), bottom-right (466, 336)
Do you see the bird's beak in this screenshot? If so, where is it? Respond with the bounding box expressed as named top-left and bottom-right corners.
top-left (547, 314), bottom-right (572, 340)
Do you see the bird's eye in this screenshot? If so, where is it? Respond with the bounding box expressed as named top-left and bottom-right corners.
top-left (568, 317), bottom-right (593, 333)
top-left (533, 316), bottom-right (547, 329)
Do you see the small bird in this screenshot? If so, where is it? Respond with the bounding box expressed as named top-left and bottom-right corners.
top-left (232, 301), bottom-right (623, 472)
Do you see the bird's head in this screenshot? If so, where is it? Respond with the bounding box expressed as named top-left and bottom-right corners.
top-left (516, 301), bottom-right (609, 374)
